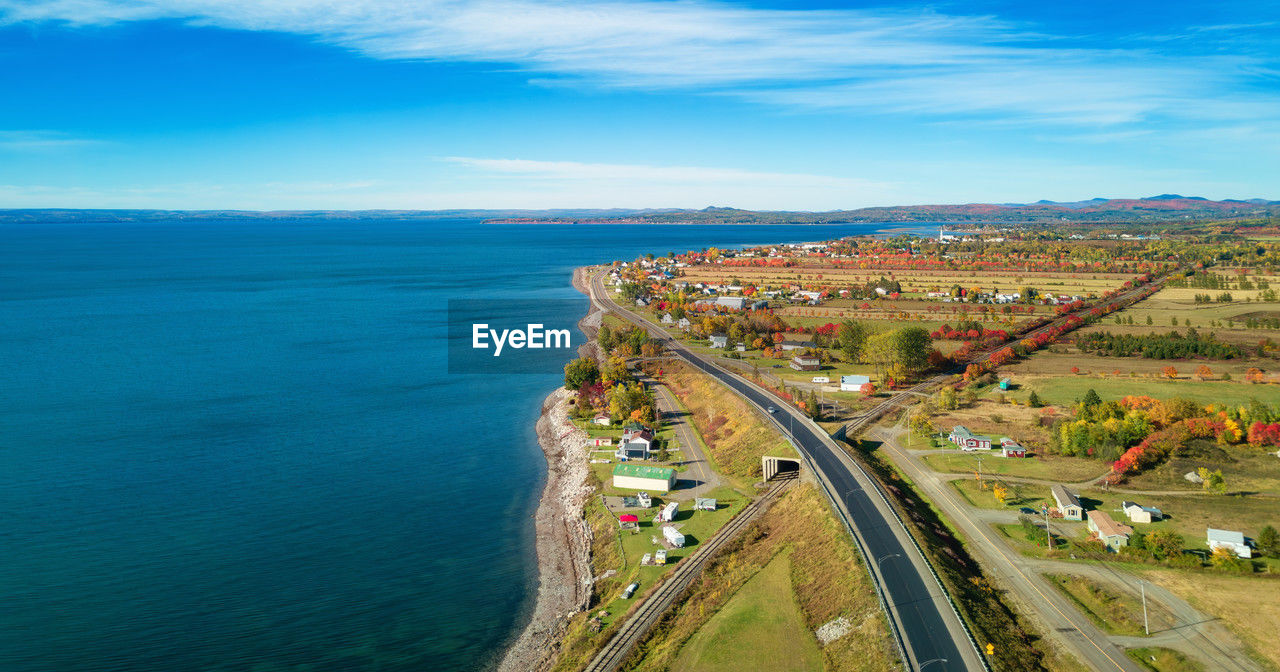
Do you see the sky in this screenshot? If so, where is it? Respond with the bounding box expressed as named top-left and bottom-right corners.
top-left (1, 0), bottom-right (1278, 210)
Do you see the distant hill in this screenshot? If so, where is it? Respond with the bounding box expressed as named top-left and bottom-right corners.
top-left (0, 197), bottom-right (1275, 226)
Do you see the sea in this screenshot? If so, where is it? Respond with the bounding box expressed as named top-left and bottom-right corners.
top-left (0, 218), bottom-right (902, 672)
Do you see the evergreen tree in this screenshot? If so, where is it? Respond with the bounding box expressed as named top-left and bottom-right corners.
top-left (1258, 525), bottom-right (1279, 558)
top-left (1028, 390), bottom-right (1044, 408)
top-left (1081, 388), bottom-right (1102, 408)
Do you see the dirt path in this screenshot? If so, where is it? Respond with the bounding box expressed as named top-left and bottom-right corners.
top-left (497, 388), bottom-right (594, 672)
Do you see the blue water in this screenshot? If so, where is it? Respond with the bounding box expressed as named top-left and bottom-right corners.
top-left (0, 219), bottom-right (890, 672)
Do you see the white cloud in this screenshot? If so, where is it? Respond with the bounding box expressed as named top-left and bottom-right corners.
top-left (1, 0), bottom-right (1275, 127)
top-left (0, 129), bottom-right (109, 150)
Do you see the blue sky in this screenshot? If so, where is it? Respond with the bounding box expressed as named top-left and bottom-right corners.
top-left (1, 1), bottom-right (1277, 210)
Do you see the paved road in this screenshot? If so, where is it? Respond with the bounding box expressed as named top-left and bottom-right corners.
top-left (588, 270), bottom-right (986, 672)
top-left (638, 371), bottom-right (722, 498)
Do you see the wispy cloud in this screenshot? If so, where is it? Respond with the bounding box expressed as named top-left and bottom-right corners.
top-left (0, 130), bottom-right (109, 150)
top-left (442, 156), bottom-right (886, 189)
top-left (2, 0), bottom-right (1276, 128)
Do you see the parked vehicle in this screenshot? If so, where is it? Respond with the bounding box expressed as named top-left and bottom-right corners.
top-left (621, 582), bottom-right (639, 599)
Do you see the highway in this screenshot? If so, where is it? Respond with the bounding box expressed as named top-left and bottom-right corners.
top-left (588, 270), bottom-right (987, 672)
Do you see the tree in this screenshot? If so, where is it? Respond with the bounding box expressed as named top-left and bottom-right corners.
top-left (936, 386), bottom-right (958, 410)
top-left (1147, 530), bottom-right (1184, 560)
top-left (1028, 391), bottom-right (1044, 408)
top-left (1162, 365), bottom-right (1178, 379)
top-left (1258, 525), bottom-right (1279, 558)
top-left (597, 325), bottom-right (615, 352)
top-left (1197, 467), bottom-right (1227, 494)
top-left (1197, 364), bottom-right (1213, 380)
top-left (1081, 388), bottom-right (1102, 408)
top-left (992, 482), bottom-right (1009, 504)
top-left (837, 320), bottom-right (869, 362)
top-left (564, 357), bottom-right (600, 391)
top-left (859, 382), bottom-right (876, 397)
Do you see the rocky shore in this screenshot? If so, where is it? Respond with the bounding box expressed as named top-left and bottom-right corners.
top-left (497, 270), bottom-right (599, 672)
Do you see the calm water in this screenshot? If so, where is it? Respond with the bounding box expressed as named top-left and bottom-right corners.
top-left (0, 219), bottom-right (890, 672)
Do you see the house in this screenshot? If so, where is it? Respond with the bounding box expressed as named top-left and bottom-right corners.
top-left (612, 464), bottom-right (677, 492)
top-left (1121, 501), bottom-right (1163, 523)
top-left (778, 339), bottom-right (817, 351)
top-left (735, 344), bottom-right (747, 352)
top-left (709, 334), bottom-right (728, 348)
top-left (1207, 528), bottom-right (1252, 558)
top-left (658, 501), bottom-right (679, 522)
top-left (1087, 510), bottom-right (1133, 551)
top-left (790, 355), bottom-right (821, 371)
top-left (661, 313), bottom-right (674, 324)
top-left (615, 428), bottom-right (654, 461)
top-left (677, 317), bottom-right (691, 330)
top-left (694, 498), bottom-right (717, 511)
top-left (750, 300), bottom-right (770, 311)
top-left (949, 425), bottom-right (992, 451)
top-left (592, 414), bottom-right (611, 426)
top-left (1051, 484), bottom-right (1083, 520)
top-left (662, 525), bottom-right (686, 548)
top-left (999, 439), bottom-right (1027, 458)
top-left (618, 514), bottom-right (639, 532)
top-left (840, 374), bottom-right (871, 391)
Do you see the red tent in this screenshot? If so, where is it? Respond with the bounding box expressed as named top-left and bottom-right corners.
top-left (619, 514), bottom-right (639, 523)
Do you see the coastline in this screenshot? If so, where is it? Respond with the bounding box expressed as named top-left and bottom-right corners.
top-left (496, 267), bottom-right (598, 672)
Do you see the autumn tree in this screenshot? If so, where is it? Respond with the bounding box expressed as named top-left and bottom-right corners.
top-left (837, 320), bottom-right (869, 362)
top-left (563, 357), bottom-right (600, 391)
top-left (1162, 365), bottom-right (1178, 379)
top-left (859, 382), bottom-right (876, 397)
top-left (1196, 364), bottom-right (1213, 380)
top-left (1197, 467), bottom-right (1227, 494)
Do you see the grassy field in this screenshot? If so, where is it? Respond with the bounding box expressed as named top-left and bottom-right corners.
top-left (1139, 569), bottom-right (1280, 670)
top-left (1044, 573), bottom-right (1171, 637)
top-left (921, 452), bottom-right (1105, 483)
top-left (1002, 373), bottom-right (1280, 407)
top-left (670, 551), bottom-right (821, 672)
top-left (1125, 647), bottom-right (1206, 672)
top-left (626, 485), bottom-right (894, 672)
top-left (1120, 440), bottom-right (1280, 497)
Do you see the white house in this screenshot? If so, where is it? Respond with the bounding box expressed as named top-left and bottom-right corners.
top-left (661, 313), bottom-right (674, 324)
top-left (592, 414), bottom-right (611, 426)
top-left (1207, 528), bottom-right (1252, 558)
top-left (615, 428), bottom-right (654, 461)
top-left (1051, 484), bottom-right (1084, 520)
top-left (677, 317), bottom-right (691, 330)
top-left (840, 374), bottom-right (871, 391)
top-left (1121, 501), bottom-right (1163, 523)
top-left (709, 334), bottom-right (728, 348)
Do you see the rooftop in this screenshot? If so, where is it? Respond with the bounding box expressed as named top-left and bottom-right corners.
top-left (1051, 484), bottom-right (1081, 508)
top-left (1208, 528), bottom-right (1246, 545)
top-left (613, 463), bottom-right (676, 480)
top-left (1088, 510), bottom-right (1133, 538)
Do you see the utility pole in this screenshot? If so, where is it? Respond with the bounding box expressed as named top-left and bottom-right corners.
top-left (1141, 581), bottom-right (1149, 635)
top-left (1043, 505), bottom-right (1053, 550)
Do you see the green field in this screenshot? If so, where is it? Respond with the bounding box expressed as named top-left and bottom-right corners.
top-left (671, 551), bottom-right (822, 672)
top-left (1009, 374), bottom-right (1280, 407)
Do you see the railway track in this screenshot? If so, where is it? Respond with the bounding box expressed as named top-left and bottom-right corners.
top-left (583, 473), bottom-right (797, 672)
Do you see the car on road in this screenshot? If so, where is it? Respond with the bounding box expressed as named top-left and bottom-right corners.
top-left (767, 406), bottom-right (777, 414)
top-left (1019, 507), bottom-right (1037, 515)
top-left (771, 364), bottom-right (782, 368)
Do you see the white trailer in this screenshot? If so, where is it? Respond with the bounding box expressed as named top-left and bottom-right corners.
top-left (658, 501), bottom-right (679, 522)
top-left (663, 525), bottom-right (686, 548)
